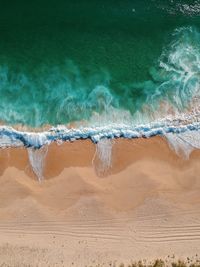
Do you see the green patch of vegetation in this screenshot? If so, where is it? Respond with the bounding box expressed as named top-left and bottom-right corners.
top-left (114, 259), bottom-right (200, 267)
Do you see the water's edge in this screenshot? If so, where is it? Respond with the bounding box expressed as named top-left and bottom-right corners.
top-left (0, 121), bottom-right (200, 148)
top-left (1, 121), bottom-right (200, 180)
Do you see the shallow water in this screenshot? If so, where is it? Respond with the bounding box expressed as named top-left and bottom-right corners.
top-left (1, 0), bottom-right (200, 127)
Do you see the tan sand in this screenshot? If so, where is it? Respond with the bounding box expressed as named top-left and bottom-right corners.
top-left (0, 137), bottom-right (200, 266)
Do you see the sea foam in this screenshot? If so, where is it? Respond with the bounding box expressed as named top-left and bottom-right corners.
top-left (92, 138), bottom-right (114, 175)
top-left (1, 118), bottom-right (200, 181)
top-left (28, 146), bottom-right (48, 182)
top-left (0, 117), bottom-right (200, 149)
top-left (164, 131), bottom-right (200, 159)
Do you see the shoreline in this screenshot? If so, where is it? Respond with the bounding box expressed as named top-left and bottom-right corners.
top-left (0, 120), bottom-right (200, 149)
top-left (0, 136), bottom-right (197, 179)
top-left (1, 135), bottom-right (200, 176)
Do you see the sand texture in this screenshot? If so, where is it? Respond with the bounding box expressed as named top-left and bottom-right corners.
top-left (0, 137), bottom-right (200, 266)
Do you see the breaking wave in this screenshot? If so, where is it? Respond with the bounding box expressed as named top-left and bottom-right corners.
top-left (0, 109), bottom-right (200, 148)
top-left (0, 26), bottom-right (200, 159)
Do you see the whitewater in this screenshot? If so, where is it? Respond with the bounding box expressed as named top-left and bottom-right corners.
top-left (0, 26), bottom-right (200, 148)
top-left (0, 111), bottom-right (200, 149)
top-left (1, 24), bottom-right (200, 175)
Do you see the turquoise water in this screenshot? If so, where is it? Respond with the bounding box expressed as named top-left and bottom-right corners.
top-left (1, 0), bottom-right (200, 127)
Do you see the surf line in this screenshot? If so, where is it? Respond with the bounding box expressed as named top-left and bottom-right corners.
top-left (0, 123), bottom-right (200, 180)
top-left (0, 122), bottom-right (199, 148)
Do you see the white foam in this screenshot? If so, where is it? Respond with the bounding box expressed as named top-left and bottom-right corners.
top-left (0, 135), bottom-right (23, 148)
top-left (177, 2), bottom-right (200, 16)
top-left (28, 146), bottom-right (48, 181)
top-left (165, 131), bottom-right (200, 159)
top-left (92, 138), bottom-right (114, 175)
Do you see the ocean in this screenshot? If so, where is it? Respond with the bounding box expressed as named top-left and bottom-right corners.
top-left (0, 0), bottom-right (200, 148)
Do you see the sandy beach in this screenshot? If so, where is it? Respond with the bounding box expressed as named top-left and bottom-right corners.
top-left (0, 137), bottom-right (200, 266)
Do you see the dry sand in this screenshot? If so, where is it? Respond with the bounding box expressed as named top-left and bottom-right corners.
top-left (0, 137), bottom-right (200, 266)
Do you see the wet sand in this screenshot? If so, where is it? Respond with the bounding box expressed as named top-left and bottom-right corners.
top-left (0, 137), bottom-right (200, 266)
